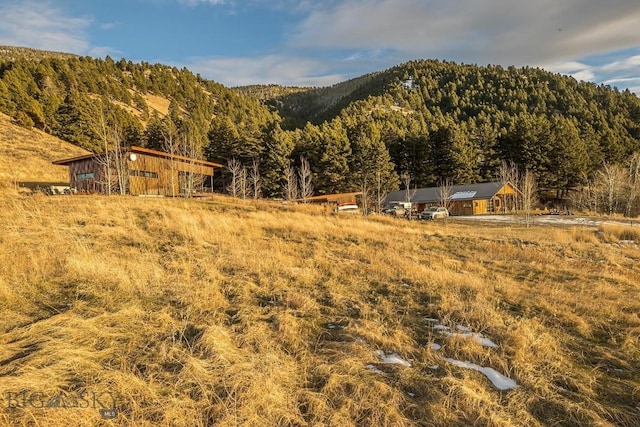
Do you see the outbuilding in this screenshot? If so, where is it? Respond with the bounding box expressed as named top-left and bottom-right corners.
top-left (384, 181), bottom-right (520, 215)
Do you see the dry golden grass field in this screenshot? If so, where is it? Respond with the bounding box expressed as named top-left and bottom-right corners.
top-left (0, 192), bottom-right (639, 427)
top-left (0, 113), bottom-right (88, 187)
top-left (1, 119), bottom-right (639, 426)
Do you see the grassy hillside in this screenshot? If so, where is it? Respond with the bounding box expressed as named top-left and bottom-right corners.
top-left (0, 112), bottom-right (88, 189)
top-left (0, 193), bottom-right (638, 426)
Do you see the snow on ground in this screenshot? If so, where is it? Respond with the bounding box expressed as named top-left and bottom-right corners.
top-left (374, 350), bottom-right (412, 367)
top-left (365, 364), bottom-right (384, 374)
top-left (431, 324), bottom-right (499, 349)
top-left (455, 214), bottom-right (638, 228)
top-left (443, 358), bottom-right (519, 390)
top-left (424, 320), bottom-right (518, 390)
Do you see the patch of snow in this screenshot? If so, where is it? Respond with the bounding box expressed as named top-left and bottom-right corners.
top-left (455, 214), bottom-right (640, 229)
top-left (365, 364), bottom-right (384, 374)
top-left (429, 322), bottom-right (499, 349)
top-left (430, 343), bottom-right (441, 351)
top-left (428, 365), bottom-right (439, 370)
top-left (407, 392), bottom-right (415, 397)
top-left (424, 317), bottom-right (439, 323)
top-left (443, 358), bottom-right (519, 390)
top-left (375, 350), bottom-right (412, 367)
top-left (326, 323), bottom-right (345, 329)
top-left (471, 333), bottom-right (499, 349)
top-left (619, 240), bottom-right (636, 244)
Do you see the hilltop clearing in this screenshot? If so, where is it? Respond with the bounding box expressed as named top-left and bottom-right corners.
top-left (1, 194), bottom-right (638, 426)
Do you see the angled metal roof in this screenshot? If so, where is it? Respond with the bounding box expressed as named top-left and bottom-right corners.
top-left (52, 146), bottom-right (223, 168)
top-left (385, 181), bottom-right (510, 204)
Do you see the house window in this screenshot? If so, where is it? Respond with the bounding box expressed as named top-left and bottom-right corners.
top-left (76, 172), bottom-right (94, 180)
top-left (129, 170), bottom-right (158, 178)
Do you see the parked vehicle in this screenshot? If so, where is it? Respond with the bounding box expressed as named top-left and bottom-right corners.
top-left (382, 201), bottom-right (412, 216)
top-left (420, 206), bottom-right (449, 220)
top-left (337, 204), bottom-right (359, 214)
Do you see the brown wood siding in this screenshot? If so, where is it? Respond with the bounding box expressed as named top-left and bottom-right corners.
top-left (473, 199), bottom-right (488, 215)
top-left (68, 158), bottom-right (104, 193)
top-left (450, 199), bottom-right (488, 215)
top-left (127, 153), bottom-right (214, 196)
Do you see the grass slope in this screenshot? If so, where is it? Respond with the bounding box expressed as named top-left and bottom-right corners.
top-left (0, 112), bottom-right (88, 189)
top-left (0, 194), bottom-right (638, 426)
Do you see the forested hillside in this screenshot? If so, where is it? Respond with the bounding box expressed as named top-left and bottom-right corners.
top-left (2, 47), bottom-right (640, 209)
top-left (262, 60), bottom-right (640, 202)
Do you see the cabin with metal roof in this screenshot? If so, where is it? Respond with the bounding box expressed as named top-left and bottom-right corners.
top-left (53, 146), bottom-right (223, 196)
top-left (384, 181), bottom-right (519, 215)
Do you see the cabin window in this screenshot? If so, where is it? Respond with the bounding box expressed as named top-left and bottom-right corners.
top-left (76, 172), bottom-right (94, 180)
top-left (129, 170), bottom-right (158, 178)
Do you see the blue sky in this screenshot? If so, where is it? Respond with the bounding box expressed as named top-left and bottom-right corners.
top-left (0, 0), bottom-right (639, 93)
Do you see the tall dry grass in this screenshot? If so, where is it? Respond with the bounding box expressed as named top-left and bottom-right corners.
top-left (0, 194), bottom-right (638, 426)
top-left (0, 113), bottom-right (88, 191)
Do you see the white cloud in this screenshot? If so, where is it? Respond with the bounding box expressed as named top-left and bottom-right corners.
top-left (292, 0), bottom-right (640, 67)
top-left (545, 51), bottom-right (640, 94)
top-left (186, 54), bottom-right (345, 87)
top-left (0, 1), bottom-right (92, 54)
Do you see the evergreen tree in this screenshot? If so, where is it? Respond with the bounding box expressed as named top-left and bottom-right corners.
top-left (260, 123), bottom-right (294, 197)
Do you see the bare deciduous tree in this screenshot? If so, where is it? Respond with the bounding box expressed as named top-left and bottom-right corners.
top-left (112, 126), bottom-right (128, 195)
top-left (179, 127), bottom-right (206, 198)
top-left (437, 177), bottom-right (453, 223)
top-left (597, 162), bottom-right (626, 215)
top-left (283, 161), bottom-right (298, 201)
top-left (402, 171), bottom-right (417, 219)
top-left (625, 152), bottom-right (640, 217)
top-left (437, 178), bottom-right (453, 211)
top-left (498, 160), bottom-right (519, 213)
top-left (249, 158), bottom-right (262, 200)
top-left (91, 102), bottom-right (113, 195)
top-left (161, 117), bottom-right (179, 197)
top-left (226, 158), bottom-right (243, 199)
top-left (298, 155), bottom-right (313, 202)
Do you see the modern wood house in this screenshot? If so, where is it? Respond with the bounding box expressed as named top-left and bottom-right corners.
top-left (53, 146), bottom-right (223, 196)
top-left (384, 181), bottom-right (520, 215)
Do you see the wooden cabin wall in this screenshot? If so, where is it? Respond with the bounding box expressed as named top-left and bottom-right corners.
top-left (128, 154), bottom-right (214, 196)
top-left (68, 158), bottom-right (106, 193)
top-left (473, 199), bottom-right (488, 215)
